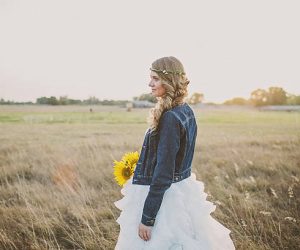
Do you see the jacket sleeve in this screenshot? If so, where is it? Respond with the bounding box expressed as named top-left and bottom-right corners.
top-left (141, 111), bottom-right (181, 226)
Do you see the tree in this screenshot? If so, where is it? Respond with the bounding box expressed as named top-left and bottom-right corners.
top-left (135, 93), bottom-right (157, 103)
top-left (48, 96), bottom-right (59, 105)
top-left (68, 98), bottom-right (82, 105)
top-left (287, 94), bottom-right (300, 105)
top-left (187, 92), bottom-right (204, 105)
top-left (85, 96), bottom-right (100, 105)
top-left (59, 95), bottom-right (68, 105)
top-left (250, 89), bottom-right (269, 106)
top-left (267, 87), bottom-right (287, 105)
top-left (36, 96), bottom-right (52, 104)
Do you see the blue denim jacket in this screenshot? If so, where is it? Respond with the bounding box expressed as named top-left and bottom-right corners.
top-left (132, 103), bottom-right (197, 226)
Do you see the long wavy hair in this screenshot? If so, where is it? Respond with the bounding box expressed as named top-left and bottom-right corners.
top-left (147, 56), bottom-right (190, 131)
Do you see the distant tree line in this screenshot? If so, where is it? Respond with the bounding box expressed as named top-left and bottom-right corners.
top-left (133, 88), bottom-right (300, 107)
top-left (36, 96), bottom-right (129, 106)
top-left (1, 87), bottom-right (299, 106)
top-left (0, 96), bottom-right (129, 106)
top-left (0, 98), bottom-right (34, 105)
top-left (223, 86), bottom-right (300, 106)
top-left (133, 93), bottom-right (157, 103)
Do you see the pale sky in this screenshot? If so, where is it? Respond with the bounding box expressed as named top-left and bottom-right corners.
top-left (0, 0), bottom-right (299, 103)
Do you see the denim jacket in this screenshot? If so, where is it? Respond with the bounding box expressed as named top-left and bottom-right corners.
top-left (132, 103), bottom-right (198, 226)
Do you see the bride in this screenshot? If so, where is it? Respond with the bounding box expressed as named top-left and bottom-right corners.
top-left (114, 56), bottom-right (235, 250)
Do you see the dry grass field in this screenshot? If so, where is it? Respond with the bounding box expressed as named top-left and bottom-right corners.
top-left (0, 105), bottom-right (299, 250)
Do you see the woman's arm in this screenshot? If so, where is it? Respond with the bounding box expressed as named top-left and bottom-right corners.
top-left (141, 111), bottom-right (181, 226)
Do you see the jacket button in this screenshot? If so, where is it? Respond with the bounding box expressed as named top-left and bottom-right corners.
top-left (175, 177), bottom-right (179, 181)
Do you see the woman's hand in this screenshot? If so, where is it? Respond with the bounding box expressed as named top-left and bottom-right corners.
top-left (138, 223), bottom-right (152, 241)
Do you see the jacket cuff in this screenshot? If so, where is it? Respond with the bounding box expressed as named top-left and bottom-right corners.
top-left (141, 214), bottom-right (155, 226)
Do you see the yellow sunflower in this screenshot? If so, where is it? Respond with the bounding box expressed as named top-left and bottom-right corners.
top-left (121, 151), bottom-right (139, 167)
top-left (113, 151), bottom-right (139, 187)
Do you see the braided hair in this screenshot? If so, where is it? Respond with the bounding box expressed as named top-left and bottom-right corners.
top-left (147, 56), bottom-right (190, 131)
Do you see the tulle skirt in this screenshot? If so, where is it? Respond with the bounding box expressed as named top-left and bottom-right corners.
top-left (114, 172), bottom-right (235, 250)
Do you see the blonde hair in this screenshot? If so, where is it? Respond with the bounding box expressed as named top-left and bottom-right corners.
top-left (147, 56), bottom-right (190, 131)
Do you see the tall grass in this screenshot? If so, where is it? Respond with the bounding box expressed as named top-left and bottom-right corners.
top-left (0, 105), bottom-right (299, 249)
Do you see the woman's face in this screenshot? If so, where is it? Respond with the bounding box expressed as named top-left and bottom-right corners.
top-left (148, 71), bottom-right (166, 97)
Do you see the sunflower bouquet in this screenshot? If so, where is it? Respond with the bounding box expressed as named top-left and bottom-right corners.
top-left (113, 151), bottom-right (139, 187)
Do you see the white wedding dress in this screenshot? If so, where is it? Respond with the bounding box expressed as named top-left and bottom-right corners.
top-left (114, 172), bottom-right (235, 250)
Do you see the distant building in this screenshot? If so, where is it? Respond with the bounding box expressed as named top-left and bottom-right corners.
top-left (131, 100), bottom-right (155, 108)
top-left (259, 105), bottom-right (300, 112)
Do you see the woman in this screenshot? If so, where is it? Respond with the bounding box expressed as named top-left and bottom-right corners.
top-left (114, 56), bottom-right (235, 249)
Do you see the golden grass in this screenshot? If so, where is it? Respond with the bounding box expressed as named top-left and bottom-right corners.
top-left (0, 105), bottom-right (299, 249)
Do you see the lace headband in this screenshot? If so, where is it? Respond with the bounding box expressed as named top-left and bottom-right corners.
top-left (150, 68), bottom-right (185, 76)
